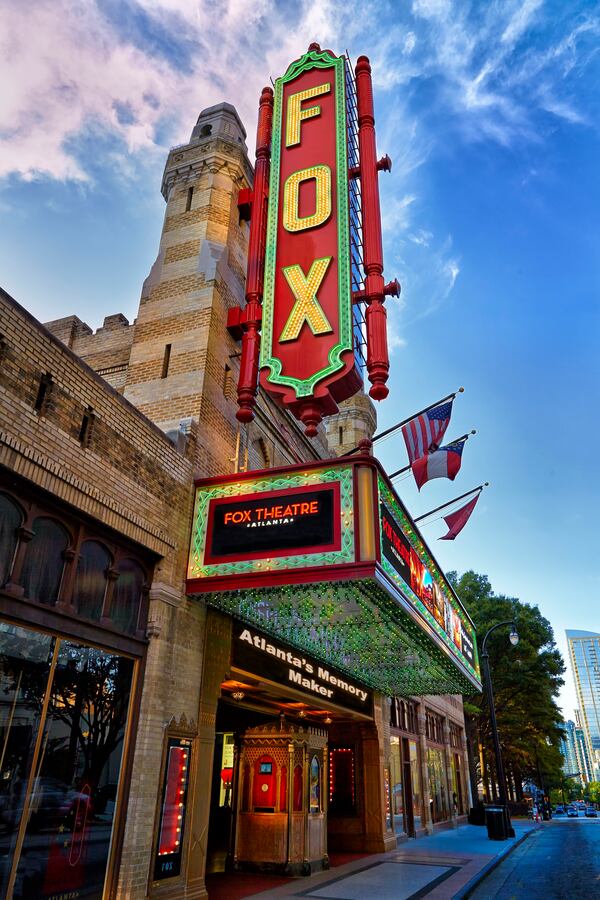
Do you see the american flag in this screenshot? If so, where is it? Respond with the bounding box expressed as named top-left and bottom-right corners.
top-left (402, 401), bottom-right (453, 465)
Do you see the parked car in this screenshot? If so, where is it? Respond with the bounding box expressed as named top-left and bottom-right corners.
top-left (567, 805), bottom-right (578, 817)
top-left (584, 806), bottom-right (598, 817)
top-left (554, 805), bottom-right (565, 814)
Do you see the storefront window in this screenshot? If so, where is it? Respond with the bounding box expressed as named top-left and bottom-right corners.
top-left (390, 736), bottom-right (404, 834)
top-left (0, 493), bottom-right (22, 585)
top-left (451, 753), bottom-right (465, 815)
top-left (409, 740), bottom-right (421, 830)
top-left (0, 624), bottom-right (55, 897)
top-left (0, 621), bottom-right (135, 899)
top-left (20, 517), bottom-right (69, 604)
top-left (427, 747), bottom-right (448, 824)
top-left (74, 540), bottom-right (111, 621)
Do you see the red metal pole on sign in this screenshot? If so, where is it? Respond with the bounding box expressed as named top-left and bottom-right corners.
top-left (355, 55), bottom-right (390, 401)
top-left (236, 86), bottom-right (274, 423)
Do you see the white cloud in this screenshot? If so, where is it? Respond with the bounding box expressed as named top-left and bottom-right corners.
top-left (1, 0), bottom-right (596, 183)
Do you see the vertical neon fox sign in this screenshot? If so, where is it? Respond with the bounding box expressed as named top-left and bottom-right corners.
top-left (232, 44), bottom-right (397, 436)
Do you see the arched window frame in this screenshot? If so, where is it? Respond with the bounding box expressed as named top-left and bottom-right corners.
top-left (107, 556), bottom-right (149, 637)
top-left (17, 514), bottom-right (72, 605)
top-left (0, 491), bottom-right (25, 587)
top-left (72, 538), bottom-right (114, 624)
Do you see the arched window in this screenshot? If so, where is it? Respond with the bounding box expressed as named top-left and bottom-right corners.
top-left (111, 558), bottom-right (145, 634)
top-left (0, 493), bottom-right (22, 586)
top-left (20, 517), bottom-right (69, 604)
top-left (74, 540), bottom-right (111, 621)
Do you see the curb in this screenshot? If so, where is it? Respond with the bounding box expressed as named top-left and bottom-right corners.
top-left (452, 824), bottom-right (541, 899)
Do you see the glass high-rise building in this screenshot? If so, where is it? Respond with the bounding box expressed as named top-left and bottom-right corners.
top-left (567, 630), bottom-right (600, 781)
top-left (560, 718), bottom-right (592, 785)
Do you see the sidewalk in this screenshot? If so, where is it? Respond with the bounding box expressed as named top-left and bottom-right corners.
top-left (249, 820), bottom-right (539, 899)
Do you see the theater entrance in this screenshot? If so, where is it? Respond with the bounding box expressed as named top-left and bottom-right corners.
top-left (204, 621), bottom-right (386, 883)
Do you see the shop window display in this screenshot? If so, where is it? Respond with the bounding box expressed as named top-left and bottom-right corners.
top-left (408, 740), bottom-right (422, 830)
top-left (0, 493), bottom-right (22, 585)
top-left (390, 736), bottom-right (404, 834)
top-left (426, 747), bottom-right (448, 824)
top-left (0, 621), bottom-right (134, 899)
top-left (20, 517), bottom-right (69, 605)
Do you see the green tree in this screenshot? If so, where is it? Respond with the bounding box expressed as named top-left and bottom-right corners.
top-left (448, 570), bottom-right (565, 805)
top-left (584, 781), bottom-right (600, 803)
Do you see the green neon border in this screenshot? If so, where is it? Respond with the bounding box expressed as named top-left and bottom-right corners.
top-left (260, 48), bottom-right (353, 399)
top-left (187, 465), bottom-right (355, 579)
top-left (378, 475), bottom-right (481, 681)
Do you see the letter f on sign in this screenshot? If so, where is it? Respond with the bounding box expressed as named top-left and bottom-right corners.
top-left (280, 257), bottom-right (333, 342)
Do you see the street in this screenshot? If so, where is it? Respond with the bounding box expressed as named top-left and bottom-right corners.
top-left (470, 819), bottom-right (600, 899)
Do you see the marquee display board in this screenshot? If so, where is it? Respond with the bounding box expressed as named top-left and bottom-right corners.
top-left (187, 463), bottom-right (355, 584)
top-left (186, 457), bottom-right (481, 695)
top-left (259, 46), bottom-right (361, 433)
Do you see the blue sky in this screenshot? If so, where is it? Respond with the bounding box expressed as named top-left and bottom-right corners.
top-left (1, 0), bottom-right (599, 719)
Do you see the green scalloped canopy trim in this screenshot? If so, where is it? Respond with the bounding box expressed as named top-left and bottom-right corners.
top-left (260, 48), bottom-right (353, 399)
top-left (201, 578), bottom-right (481, 697)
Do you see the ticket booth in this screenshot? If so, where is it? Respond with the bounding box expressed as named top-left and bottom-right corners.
top-left (233, 717), bottom-right (328, 874)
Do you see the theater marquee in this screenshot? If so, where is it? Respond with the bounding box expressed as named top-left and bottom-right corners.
top-left (187, 457), bottom-right (481, 697)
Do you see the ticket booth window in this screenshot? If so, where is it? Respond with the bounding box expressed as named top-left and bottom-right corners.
top-left (329, 746), bottom-right (356, 816)
top-left (253, 755), bottom-right (277, 811)
top-left (310, 756), bottom-right (321, 813)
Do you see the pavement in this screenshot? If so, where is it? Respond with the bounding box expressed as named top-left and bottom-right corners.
top-left (248, 819), bottom-right (540, 899)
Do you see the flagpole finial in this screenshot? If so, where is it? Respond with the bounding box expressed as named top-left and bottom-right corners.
top-left (484, 482), bottom-right (489, 487)
top-left (471, 429), bottom-right (476, 435)
top-left (458, 387), bottom-right (464, 393)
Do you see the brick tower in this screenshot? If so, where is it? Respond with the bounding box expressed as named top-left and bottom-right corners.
top-left (123, 102), bottom-right (326, 475)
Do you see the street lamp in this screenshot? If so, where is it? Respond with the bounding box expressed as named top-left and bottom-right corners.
top-left (480, 620), bottom-right (519, 839)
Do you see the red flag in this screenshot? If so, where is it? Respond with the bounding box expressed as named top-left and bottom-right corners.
top-left (439, 493), bottom-right (480, 540)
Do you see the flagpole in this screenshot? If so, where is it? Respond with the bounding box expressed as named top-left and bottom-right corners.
top-left (388, 430), bottom-right (476, 479)
top-left (341, 387), bottom-right (464, 457)
top-left (413, 483), bottom-right (489, 523)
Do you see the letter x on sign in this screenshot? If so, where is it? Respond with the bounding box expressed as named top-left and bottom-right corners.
top-left (279, 256), bottom-right (333, 342)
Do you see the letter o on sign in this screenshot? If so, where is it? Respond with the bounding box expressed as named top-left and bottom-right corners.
top-left (283, 165), bottom-right (332, 233)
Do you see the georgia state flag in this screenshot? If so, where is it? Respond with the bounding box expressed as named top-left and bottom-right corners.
top-left (411, 441), bottom-right (464, 491)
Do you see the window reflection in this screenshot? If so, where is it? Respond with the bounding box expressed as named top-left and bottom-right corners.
top-left (74, 541), bottom-right (111, 621)
top-left (20, 517), bottom-right (69, 604)
top-left (0, 624), bottom-right (55, 898)
top-left (0, 622), bottom-right (134, 900)
top-left (111, 559), bottom-right (145, 634)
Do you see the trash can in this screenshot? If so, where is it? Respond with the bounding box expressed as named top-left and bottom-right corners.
top-left (485, 805), bottom-right (508, 840)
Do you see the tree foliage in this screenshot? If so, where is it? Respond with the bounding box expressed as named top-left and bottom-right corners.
top-left (448, 570), bottom-right (565, 802)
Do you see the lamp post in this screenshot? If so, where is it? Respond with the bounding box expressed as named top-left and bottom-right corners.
top-left (480, 620), bottom-right (519, 839)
